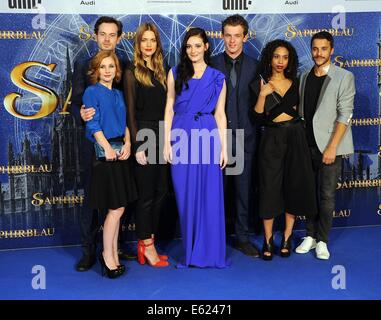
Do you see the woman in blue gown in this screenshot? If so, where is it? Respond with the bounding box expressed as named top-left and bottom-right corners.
top-left (163, 27), bottom-right (229, 268)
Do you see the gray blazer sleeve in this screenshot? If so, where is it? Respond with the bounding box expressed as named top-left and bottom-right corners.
top-left (336, 72), bottom-right (355, 125)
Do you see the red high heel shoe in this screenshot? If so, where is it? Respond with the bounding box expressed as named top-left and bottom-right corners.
top-left (159, 254), bottom-right (168, 261)
top-left (150, 237), bottom-right (169, 261)
top-left (138, 240), bottom-right (168, 261)
top-left (137, 240), bottom-right (169, 267)
top-left (151, 237), bottom-right (169, 261)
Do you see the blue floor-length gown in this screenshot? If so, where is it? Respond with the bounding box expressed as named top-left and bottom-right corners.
top-left (171, 66), bottom-right (230, 268)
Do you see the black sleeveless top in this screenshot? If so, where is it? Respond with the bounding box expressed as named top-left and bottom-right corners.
top-left (123, 64), bottom-right (167, 152)
top-left (250, 78), bottom-right (299, 125)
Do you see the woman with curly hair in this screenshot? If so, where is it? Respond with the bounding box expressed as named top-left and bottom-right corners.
top-left (250, 39), bottom-right (317, 261)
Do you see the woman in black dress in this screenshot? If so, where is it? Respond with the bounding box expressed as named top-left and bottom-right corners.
top-left (251, 40), bottom-right (317, 260)
top-left (123, 22), bottom-right (169, 268)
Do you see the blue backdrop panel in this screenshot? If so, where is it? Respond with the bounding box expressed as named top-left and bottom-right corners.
top-left (0, 12), bottom-right (380, 249)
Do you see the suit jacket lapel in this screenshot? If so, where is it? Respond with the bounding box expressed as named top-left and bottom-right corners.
top-left (238, 54), bottom-right (249, 98)
top-left (299, 70), bottom-right (309, 118)
top-left (217, 54), bottom-right (228, 78)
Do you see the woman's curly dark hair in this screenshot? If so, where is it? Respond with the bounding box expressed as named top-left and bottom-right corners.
top-left (175, 27), bottom-right (211, 95)
top-left (256, 39), bottom-right (299, 82)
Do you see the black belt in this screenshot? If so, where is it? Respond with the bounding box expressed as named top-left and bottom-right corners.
top-left (108, 136), bottom-right (124, 142)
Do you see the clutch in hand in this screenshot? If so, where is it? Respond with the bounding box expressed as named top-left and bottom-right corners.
top-left (94, 141), bottom-right (124, 161)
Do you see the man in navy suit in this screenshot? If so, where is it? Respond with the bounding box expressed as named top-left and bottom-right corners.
top-left (71, 16), bottom-right (134, 271)
top-left (211, 15), bottom-right (259, 257)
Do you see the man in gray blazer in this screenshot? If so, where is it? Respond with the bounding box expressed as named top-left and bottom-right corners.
top-left (295, 31), bottom-right (355, 259)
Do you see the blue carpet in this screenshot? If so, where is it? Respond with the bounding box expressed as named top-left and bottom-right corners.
top-left (0, 226), bottom-right (380, 300)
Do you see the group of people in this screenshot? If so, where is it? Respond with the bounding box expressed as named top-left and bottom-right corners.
top-left (71, 14), bottom-right (355, 278)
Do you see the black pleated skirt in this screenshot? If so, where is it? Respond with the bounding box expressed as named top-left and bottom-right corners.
top-left (90, 158), bottom-right (138, 210)
top-left (258, 119), bottom-right (317, 219)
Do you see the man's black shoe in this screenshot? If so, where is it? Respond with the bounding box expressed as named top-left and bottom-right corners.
top-left (118, 249), bottom-right (137, 261)
top-left (76, 254), bottom-right (96, 272)
top-left (236, 241), bottom-right (260, 258)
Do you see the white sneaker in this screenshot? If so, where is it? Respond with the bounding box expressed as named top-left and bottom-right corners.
top-left (295, 236), bottom-right (316, 254)
top-left (316, 241), bottom-right (330, 260)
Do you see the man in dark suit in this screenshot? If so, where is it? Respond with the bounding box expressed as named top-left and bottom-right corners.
top-left (71, 16), bottom-right (133, 272)
top-left (211, 15), bottom-right (259, 257)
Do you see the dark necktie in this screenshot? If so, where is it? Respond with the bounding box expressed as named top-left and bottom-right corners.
top-left (230, 59), bottom-right (237, 88)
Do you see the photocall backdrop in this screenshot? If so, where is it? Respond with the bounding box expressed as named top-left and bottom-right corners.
top-left (0, 0), bottom-right (380, 249)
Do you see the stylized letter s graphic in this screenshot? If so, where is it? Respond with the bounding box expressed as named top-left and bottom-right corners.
top-left (4, 61), bottom-right (59, 120)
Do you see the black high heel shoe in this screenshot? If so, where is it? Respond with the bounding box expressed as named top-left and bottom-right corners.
top-left (280, 233), bottom-right (293, 258)
top-left (262, 235), bottom-right (274, 261)
top-left (117, 264), bottom-right (125, 272)
top-left (99, 254), bottom-right (123, 279)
